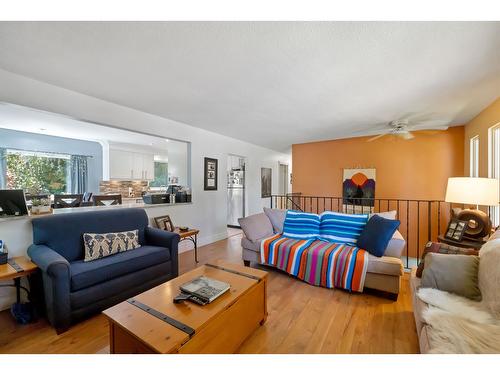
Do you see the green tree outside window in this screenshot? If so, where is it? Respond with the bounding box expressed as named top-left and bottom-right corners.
top-left (6, 152), bottom-right (68, 194)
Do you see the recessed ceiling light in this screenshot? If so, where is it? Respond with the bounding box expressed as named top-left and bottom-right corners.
top-left (165, 139), bottom-right (169, 142)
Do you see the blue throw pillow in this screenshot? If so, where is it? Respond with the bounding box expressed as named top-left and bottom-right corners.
top-left (357, 215), bottom-right (400, 257)
top-left (318, 211), bottom-right (368, 244)
top-left (282, 210), bottom-right (320, 240)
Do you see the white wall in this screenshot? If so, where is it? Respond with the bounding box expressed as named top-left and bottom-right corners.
top-left (0, 68), bottom-right (291, 308)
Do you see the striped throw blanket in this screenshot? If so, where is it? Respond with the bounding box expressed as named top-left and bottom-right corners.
top-left (260, 234), bottom-right (369, 292)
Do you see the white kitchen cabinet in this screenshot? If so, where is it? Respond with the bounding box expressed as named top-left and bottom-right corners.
top-left (109, 148), bottom-right (155, 180)
top-left (132, 153), bottom-right (144, 179)
top-left (142, 153), bottom-right (154, 180)
top-left (109, 149), bottom-right (134, 179)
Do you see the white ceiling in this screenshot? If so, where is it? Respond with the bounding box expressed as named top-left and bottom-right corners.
top-left (0, 22), bottom-right (499, 151)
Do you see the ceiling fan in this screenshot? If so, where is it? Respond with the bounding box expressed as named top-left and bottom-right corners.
top-left (365, 113), bottom-right (450, 142)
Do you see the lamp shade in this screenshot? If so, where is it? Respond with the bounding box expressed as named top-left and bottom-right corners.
top-left (445, 177), bottom-right (499, 206)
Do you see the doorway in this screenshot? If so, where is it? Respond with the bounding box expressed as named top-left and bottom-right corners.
top-left (278, 163), bottom-right (289, 195)
top-left (227, 155), bottom-right (246, 229)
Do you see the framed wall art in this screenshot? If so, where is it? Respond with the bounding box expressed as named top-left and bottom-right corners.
top-left (261, 167), bottom-right (272, 198)
top-left (204, 157), bottom-right (218, 191)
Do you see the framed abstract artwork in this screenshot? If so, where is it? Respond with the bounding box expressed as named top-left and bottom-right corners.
top-left (204, 157), bottom-right (218, 191)
top-left (342, 168), bottom-right (376, 209)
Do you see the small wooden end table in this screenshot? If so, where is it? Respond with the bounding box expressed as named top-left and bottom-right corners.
top-left (0, 256), bottom-right (38, 306)
top-left (174, 227), bottom-right (200, 262)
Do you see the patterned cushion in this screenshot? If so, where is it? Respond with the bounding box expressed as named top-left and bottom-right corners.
top-left (282, 210), bottom-right (321, 239)
top-left (83, 230), bottom-right (141, 262)
top-left (318, 211), bottom-right (369, 244)
top-left (416, 241), bottom-right (478, 277)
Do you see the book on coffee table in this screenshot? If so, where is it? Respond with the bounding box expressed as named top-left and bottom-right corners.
top-left (180, 276), bottom-right (230, 304)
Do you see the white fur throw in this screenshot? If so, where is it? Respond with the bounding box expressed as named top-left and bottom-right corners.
top-left (478, 239), bottom-right (500, 318)
top-left (418, 288), bottom-right (500, 353)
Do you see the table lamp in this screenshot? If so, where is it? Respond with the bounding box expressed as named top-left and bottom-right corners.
top-left (445, 177), bottom-right (499, 239)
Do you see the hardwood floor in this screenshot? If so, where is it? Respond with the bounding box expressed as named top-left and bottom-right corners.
top-left (0, 233), bottom-right (419, 354)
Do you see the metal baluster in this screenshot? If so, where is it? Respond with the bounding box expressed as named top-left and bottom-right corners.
top-left (417, 201), bottom-right (420, 265)
top-left (428, 201), bottom-right (432, 242)
top-left (406, 200), bottom-right (410, 269)
top-left (438, 201), bottom-right (441, 236)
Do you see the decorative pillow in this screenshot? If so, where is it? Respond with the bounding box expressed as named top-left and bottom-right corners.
top-left (282, 210), bottom-right (320, 240)
top-left (238, 213), bottom-right (274, 242)
top-left (416, 241), bottom-right (479, 277)
top-left (83, 230), bottom-right (140, 262)
top-left (318, 211), bottom-right (368, 244)
top-left (370, 210), bottom-right (397, 220)
top-left (421, 252), bottom-right (481, 301)
top-left (357, 215), bottom-right (400, 256)
top-left (263, 207), bottom-right (287, 234)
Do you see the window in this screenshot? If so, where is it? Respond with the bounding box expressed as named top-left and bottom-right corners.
top-left (489, 125), bottom-right (500, 226)
top-left (149, 161), bottom-right (168, 188)
top-left (470, 136), bottom-right (479, 177)
top-left (6, 150), bottom-right (70, 194)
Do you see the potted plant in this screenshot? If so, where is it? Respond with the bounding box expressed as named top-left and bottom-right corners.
top-left (31, 197), bottom-right (52, 215)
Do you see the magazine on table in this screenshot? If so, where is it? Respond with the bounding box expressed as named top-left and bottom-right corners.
top-left (176, 276), bottom-right (230, 305)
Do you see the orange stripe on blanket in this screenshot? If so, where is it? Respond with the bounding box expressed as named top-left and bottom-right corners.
top-left (261, 234), bottom-right (281, 262)
top-left (297, 244), bottom-right (310, 279)
top-left (320, 244), bottom-right (337, 287)
top-left (284, 239), bottom-right (309, 273)
top-left (350, 249), bottom-right (367, 292)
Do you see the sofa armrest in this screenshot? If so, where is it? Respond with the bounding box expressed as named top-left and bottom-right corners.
top-left (145, 227), bottom-right (180, 276)
top-left (28, 244), bottom-right (70, 278)
top-left (145, 226), bottom-right (180, 249)
top-left (383, 230), bottom-right (406, 258)
top-left (27, 244), bottom-right (71, 331)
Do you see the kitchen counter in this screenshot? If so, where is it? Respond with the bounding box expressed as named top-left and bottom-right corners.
top-left (0, 201), bottom-right (192, 223)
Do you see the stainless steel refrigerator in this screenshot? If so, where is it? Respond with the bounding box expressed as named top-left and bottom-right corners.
top-left (227, 168), bottom-right (245, 227)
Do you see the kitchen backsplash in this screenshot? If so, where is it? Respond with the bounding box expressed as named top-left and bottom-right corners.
top-left (99, 180), bottom-right (148, 197)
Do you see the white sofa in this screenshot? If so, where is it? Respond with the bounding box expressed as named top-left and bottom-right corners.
top-left (239, 209), bottom-right (406, 299)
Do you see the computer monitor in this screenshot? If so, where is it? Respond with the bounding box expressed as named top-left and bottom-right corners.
top-left (0, 189), bottom-right (29, 217)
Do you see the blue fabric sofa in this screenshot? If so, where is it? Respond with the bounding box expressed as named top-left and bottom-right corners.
top-left (28, 208), bottom-right (179, 332)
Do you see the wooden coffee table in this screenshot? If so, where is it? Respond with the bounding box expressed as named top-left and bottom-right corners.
top-left (103, 261), bottom-right (268, 354)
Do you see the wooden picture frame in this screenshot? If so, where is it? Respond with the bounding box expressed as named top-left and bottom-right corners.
top-left (444, 218), bottom-right (468, 242)
top-left (204, 157), bottom-right (218, 191)
top-left (154, 215), bottom-right (175, 232)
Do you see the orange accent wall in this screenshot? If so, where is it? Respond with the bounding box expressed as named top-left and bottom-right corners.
top-left (292, 126), bottom-right (465, 201)
top-left (464, 97), bottom-right (500, 177)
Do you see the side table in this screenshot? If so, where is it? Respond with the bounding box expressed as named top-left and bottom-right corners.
top-left (0, 256), bottom-right (38, 323)
top-left (174, 227), bottom-right (200, 262)
top-left (437, 235), bottom-right (485, 250)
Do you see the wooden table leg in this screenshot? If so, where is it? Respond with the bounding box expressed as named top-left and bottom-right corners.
top-left (194, 234), bottom-right (198, 263)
